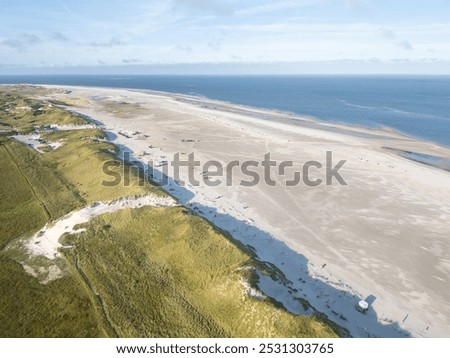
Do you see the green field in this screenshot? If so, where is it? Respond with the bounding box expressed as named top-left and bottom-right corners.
top-left (0, 86), bottom-right (344, 338)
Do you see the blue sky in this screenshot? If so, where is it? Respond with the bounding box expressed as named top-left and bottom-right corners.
top-left (1, 0), bottom-right (450, 74)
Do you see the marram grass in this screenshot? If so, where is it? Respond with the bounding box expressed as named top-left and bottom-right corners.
top-left (0, 87), bottom-right (343, 338)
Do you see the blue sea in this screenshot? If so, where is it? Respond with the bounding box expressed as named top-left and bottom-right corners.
top-left (1, 75), bottom-right (450, 148)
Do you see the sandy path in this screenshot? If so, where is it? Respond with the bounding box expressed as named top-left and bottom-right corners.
top-left (40, 85), bottom-right (450, 338)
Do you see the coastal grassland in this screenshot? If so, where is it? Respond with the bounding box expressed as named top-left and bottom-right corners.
top-left (0, 86), bottom-right (341, 338)
top-left (64, 207), bottom-right (339, 338)
top-left (0, 258), bottom-right (104, 337)
top-left (0, 138), bottom-right (104, 337)
top-left (0, 142), bottom-right (51, 248)
top-left (39, 128), bottom-right (156, 203)
top-left (0, 88), bottom-right (156, 337)
top-left (46, 96), bottom-right (92, 108)
top-left (0, 88), bottom-right (87, 134)
top-left (0, 138), bottom-right (93, 246)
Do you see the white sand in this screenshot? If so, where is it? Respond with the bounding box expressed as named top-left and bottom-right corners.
top-left (39, 85), bottom-right (450, 338)
top-left (49, 124), bottom-right (99, 131)
top-left (25, 195), bottom-right (177, 260)
top-left (12, 134), bottom-right (46, 153)
top-left (11, 123), bottom-right (105, 152)
top-left (12, 133), bottom-right (64, 152)
top-left (241, 279), bottom-right (266, 301)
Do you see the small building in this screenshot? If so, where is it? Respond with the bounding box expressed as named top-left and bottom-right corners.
top-left (357, 300), bottom-right (369, 313)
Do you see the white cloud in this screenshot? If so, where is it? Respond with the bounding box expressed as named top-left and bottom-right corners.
top-left (381, 29), bottom-right (395, 39)
top-left (1, 0), bottom-right (449, 73)
top-left (397, 40), bottom-right (413, 51)
top-left (122, 58), bottom-right (140, 64)
top-left (1, 33), bottom-right (41, 51)
top-left (171, 0), bottom-right (233, 16)
top-left (236, 1), bottom-right (308, 16)
top-left (88, 37), bottom-right (127, 48)
top-left (345, 0), bottom-right (366, 7)
top-left (50, 32), bottom-right (69, 42)
top-left (176, 45), bottom-right (193, 52)
top-left (380, 29), bottom-right (414, 51)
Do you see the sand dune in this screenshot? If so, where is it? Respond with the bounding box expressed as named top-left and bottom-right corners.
top-left (24, 195), bottom-right (177, 260)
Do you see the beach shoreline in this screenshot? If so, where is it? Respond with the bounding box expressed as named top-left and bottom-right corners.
top-left (13, 84), bottom-right (450, 337)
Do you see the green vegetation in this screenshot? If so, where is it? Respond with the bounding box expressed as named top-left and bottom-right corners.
top-left (0, 86), bottom-right (343, 338)
top-left (0, 258), bottom-right (103, 337)
top-left (63, 207), bottom-right (339, 337)
top-left (0, 87), bottom-right (86, 134)
top-left (0, 139), bottom-right (103, 337)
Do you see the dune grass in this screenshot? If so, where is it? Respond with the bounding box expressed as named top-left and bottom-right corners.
top-left (0, 86), bottom-right (343, 338)
top-left (0, 88), bottom-right (151, 337)
top-left (64, 207), bottom-right (340, 337)
top-left (0, 139), bottom-right (104, 337)
top-left (40, 128), bottom-right (155, 204)
top-left (0, 89), bottom-right (87, 134)
top-left (0, 257), bottom-right (104, 337)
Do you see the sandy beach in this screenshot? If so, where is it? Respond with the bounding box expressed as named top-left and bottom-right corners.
top-left (38, 85), bottom-right (450, 338)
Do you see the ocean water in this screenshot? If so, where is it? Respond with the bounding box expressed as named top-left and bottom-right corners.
top-left (1, 75), bottom-right (450, 148)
